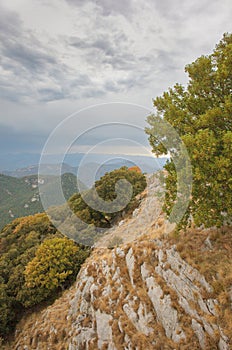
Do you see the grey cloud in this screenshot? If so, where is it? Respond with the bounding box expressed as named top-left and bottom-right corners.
top-left (93, 38), bottom-right (116, 55)
top-left (70, 74), bottom-right (92, 87)
top-left (1, 40), bottom-right (56, 73)
top-left (0, 5), bottom-right (53, 74)
top-left (82, 88), bottom-right (106, 98)
top-left (0, 5), bottom-right (22, 37)
top-left (0, 7), bottom-right (60, 101)
top-left (0, 6), bottom-right (97, 103)
top-left (96, 0), bottom-right (132, 16)
top-left (70, 35), bottom-right (118, 58)
top-left (102, 53), bottom-right (137, 70)
top-left (153, 0), bottom-right (196, 20)
top-left (68, 31), bottom-right (151, 96)
top-left (69, 30), bottom-right (153, 93)
top-left (70, 32), bottom-right (139, 73)
top-left (0, 3), bottom-right (157, 104)
top-left (155, 50), bottom-right (180, 72)
top-left (72, 122), bottom-right (149, 147)
top-left (37, 88), bottom-right (65, 102)
top-left (66, 0), bottom-right (133, 16)
top-left (1, 0), bottom-right (229, 107)
top-left (70, 37), bottom-right (89, 49)
top-left (103, 81), bottom-right (121, 93)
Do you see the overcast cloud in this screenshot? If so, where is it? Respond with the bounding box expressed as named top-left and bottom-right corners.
top-left (0, 0), bottom-right (231, 158)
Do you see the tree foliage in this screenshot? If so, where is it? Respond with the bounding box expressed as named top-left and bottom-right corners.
top-left (23, 237), bottom-right (89, 307)
top-left (69, 166), bottom-right (147, 228)
top-left (0, 213), bottom-right (89, 337)
top-left (146, 33), bottom-right (232, 227)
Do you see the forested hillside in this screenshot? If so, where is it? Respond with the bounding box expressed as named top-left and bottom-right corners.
top-left (0, 173), bottom-right (81, 230)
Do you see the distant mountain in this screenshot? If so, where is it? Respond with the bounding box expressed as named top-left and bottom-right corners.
top-left (0, 152), bottom-right (167, 174)
top-left (0, 153), bottom-right (41, 171)
top-left (78, 158), bottom-right (166, 186)
top-left (1, 157), bottom-right (167, 183)
top-left (0, 173), bottom-right (81, 230)
top-left (0, 153), bottom-right (84, 171)
top-left (2, 163), bottom-right (78, 177)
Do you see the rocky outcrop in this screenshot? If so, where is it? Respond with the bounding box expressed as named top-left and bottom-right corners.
top-left (64, 240), bottom-right (229, 350)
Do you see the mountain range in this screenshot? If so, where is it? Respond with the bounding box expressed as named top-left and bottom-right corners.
top-left (0, 152), bottom-right (167, 175)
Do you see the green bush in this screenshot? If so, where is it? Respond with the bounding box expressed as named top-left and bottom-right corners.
top-left (22, 237), bottom-right (89, 307)
top-left (0, 213), bottom-right (89, 338)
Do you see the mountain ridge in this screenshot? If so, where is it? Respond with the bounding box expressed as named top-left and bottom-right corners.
top-left (3, 173), bottom-right (231, 350)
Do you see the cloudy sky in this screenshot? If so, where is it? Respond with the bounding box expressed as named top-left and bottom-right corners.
top-left (0, 0), bottom-right (231, 160)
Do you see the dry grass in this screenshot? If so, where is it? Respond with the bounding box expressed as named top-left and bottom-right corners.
top-left (6, 286), bottom-right (76, 350)
top-left (168, 226), bottom-right (232, 345)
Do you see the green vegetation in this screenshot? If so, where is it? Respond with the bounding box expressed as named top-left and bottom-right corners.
top-left (23, 237), bottom-right (88, 307)
top-left (0, 166), bottom-right (146, 337)
top-left (0, 173), bottom-right (81, 230)
top-left (0, 174), bottom-right (41, 230)
top-left (39, 166), bottom-right (146, 247)
top-left (0, 213), bottom-right (89, 337)
top-left (49, 166), bottom-right (147, 246)
top-left (146, 33), bottom-right (232, 228)
top-left (69, 166), bottom-right (147, 228)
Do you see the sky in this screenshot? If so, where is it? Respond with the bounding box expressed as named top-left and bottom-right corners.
top-left (0, 0), bottom-right (231, 160)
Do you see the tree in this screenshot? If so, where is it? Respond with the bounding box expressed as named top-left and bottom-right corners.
top-left (23, 237), bottom-right (89, 307)
top-left (69, 166), bottom-right (147, 228)
top-left (146, 33), bottom-right (232, 228)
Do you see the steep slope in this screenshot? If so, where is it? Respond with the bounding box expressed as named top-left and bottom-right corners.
top-left (4, 175), bottom-right (232, 350)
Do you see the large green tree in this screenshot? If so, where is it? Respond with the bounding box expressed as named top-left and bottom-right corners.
top-left (146, 33), bottom-right (232, 228)
top-left (69, 166), bottom-right (147, 228)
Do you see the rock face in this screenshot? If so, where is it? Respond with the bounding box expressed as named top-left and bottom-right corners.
top-left (7, 173), bottom-right (231, 350)
top-left (10, 237), bottom-right (231, 350)
top-left (65, 241), bottom-right (229, 350)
